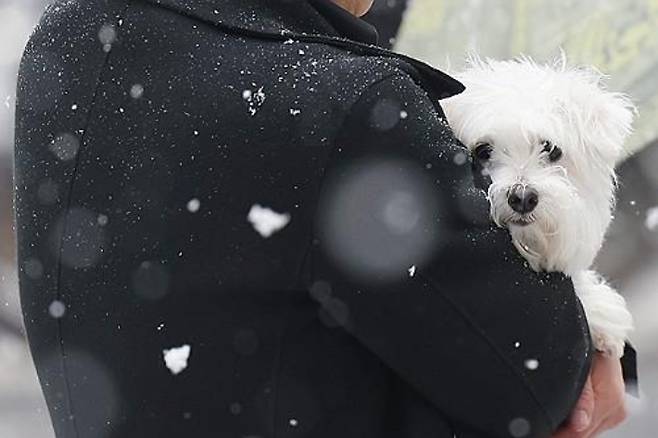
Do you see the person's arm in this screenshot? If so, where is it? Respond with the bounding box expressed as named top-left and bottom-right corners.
top-left (310, 71), bottom-right (592, 437)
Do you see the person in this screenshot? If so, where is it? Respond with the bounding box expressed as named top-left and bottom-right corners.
top-left (13, 0), bottom-right (628, 436)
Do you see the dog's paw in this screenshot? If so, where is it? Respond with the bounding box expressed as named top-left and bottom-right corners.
top-left (592, 329), bottom-right (626, 358)
top-left (573, 270), bottom-right (634, 358)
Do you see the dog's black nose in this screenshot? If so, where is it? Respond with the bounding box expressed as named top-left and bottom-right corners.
top-left (508, 185), bottom-right (539, 214)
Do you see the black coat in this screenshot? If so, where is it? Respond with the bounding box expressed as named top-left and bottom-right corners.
top-left (14, 0), bottom-right (592, 437)
top-left (363, 0), bottom-right (410, 49)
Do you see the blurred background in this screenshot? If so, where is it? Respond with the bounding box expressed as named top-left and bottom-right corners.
top-left (1, 0), bottom-right (657, 437)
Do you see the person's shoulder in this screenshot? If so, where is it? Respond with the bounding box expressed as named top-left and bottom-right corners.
top-left (277, 37), bottom-right (418, 94)
top-left (322, 51), bottom-right (467, 183)
top-left (323, 51), bottom-right (456, 150)
top-left (298, 46), bottom-right (440, 127)
top-left (311, 47), bottom-right (430, 100)
top-left (259, 40), bottom-right (441, 139)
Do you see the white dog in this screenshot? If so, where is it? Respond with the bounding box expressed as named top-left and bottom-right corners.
top-left (441, 56), bottom-right (635, 358)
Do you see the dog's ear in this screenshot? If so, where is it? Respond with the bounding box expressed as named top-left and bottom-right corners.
top-left (570, 76), bottom-right (636, 167)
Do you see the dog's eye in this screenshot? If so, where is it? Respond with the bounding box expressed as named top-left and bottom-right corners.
top-left (474, 143), bottom-right (493, 161)
top-left (541, 140), bottom-right (563, 162)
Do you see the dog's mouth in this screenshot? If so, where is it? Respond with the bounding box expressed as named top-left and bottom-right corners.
top-left (508, 215), bottom-right (535, 227)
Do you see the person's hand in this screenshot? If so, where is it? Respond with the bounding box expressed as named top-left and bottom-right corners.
top-left (553, 353), bottom-right (627, 438)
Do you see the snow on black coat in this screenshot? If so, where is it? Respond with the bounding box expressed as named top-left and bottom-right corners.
top-left (14, 0), bottom-right (592, 437)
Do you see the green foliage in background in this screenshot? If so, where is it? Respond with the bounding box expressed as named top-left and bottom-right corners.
top-left (396, 0), bottom-right (658, 156)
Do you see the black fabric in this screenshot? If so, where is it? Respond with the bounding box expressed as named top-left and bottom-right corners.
top-left (622, 343), bottom-right (639, 397)
top-left (142, 0), bottom-right (464, 100)
top-left (363, 0), bottom-right (410, 49)
top-left (309, 0), bottom-right (379, 45)
top-left (15, 0), bottom-right (592, 437)
top-left (310, 75), bottom-right (592, 437)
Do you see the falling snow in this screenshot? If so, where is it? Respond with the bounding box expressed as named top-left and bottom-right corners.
top-left (130, 84), bottom-right (144, 99)
top-left (508, 417), bottom-right (531, 437)
top-left (187, 198), bottom-right (201, 213)
top-left (49, 133), bottom-right (80, 161)
top-left (24, 258), bottom-right (44, 279)
top-left (645, 206), bottom-right (658, 231)
top-left (247, 204), bottom-right (291, 238)
top-left (524, 358), bottom-right (539, 370)
top-left (4, 4), bottom-right (658, 437)
top-left (408, 265), bottom-right (416, 277)
top-left (97, 214), bottom-right (109, 226)
top-left (163, 344), bottom-right (191, 375)
top-left (370, 98), bottom-right (401, 131)
top-left (98, 23), bottom-right (117, 52)
top-left (229, 402), bottom-right (242, 415)
top-left (48, 300), bottom-right (66, 318)
top-left (453, 151), bottom-right (468, 165)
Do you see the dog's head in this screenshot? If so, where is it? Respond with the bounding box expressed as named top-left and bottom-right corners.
top-left (442, 56), bottom-right (635, 273)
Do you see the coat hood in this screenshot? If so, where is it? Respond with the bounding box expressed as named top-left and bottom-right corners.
top-left (144, 0), bottom-right (465, 99)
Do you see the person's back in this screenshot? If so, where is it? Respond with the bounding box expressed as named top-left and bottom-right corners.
top-left (15, 0), bottom-right (593, 437)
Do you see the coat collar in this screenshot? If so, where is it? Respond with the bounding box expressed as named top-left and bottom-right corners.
top-left (308, 0), bottom-right (379, 46)
top-left (144, 0), bottom-right (465, 99)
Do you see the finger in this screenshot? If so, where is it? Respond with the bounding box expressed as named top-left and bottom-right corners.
top-left (586, 400), bottom-right (628, 438)
top-left (553, 354), bottom-right (626, 438)
top-left (551, 377), bottom-right (596, 438)
top-left (571, 414), bottom-right (612, 438)
top-left (575, 393), bottom-right (628, 438)
top-left (570, 375), bottom-right (595, 432)
top-left (583, 355), bottom-right (627, 437)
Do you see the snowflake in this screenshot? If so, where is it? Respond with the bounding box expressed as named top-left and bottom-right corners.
top-left (453, 151), bottom-right (468, 165)
top-left (49, 300), bottom-right (66, 318)
top-left (645, 206), bottom-right (658, 231)
top-left (163, 344), bottom-right (191, 375)
top-left (187, 198), bottom-right (201, 213)
top-left (242, 86), bottom-right (266, 116)
top-left (408, 265), bottom-right (416, 277)
top-left (524, 358), bottom-right (539, 370)
top-left (248, 204), bottom-right (291, 238)
top-left (130, 84), bottom-right (144, 99)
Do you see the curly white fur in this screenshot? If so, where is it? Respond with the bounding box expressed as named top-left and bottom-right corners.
top-left (442, 55), bottom-right (635, 357)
